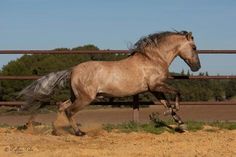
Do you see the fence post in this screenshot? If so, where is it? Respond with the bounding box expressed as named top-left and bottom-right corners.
top-left (133, 94), bottom-right (140, 122)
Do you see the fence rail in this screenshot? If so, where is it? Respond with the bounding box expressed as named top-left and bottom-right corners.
top-left (1, 49), bottom-right (236, 121)
top-left (1, 49), bottom-right (236, 54)
top-left (2, 75), bottom-right (236, 80)
top-left (1, 101), bottom-right (236, 107)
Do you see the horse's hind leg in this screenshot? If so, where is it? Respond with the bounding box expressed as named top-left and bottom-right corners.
top-left (64, 95), bottom-right (94, 136)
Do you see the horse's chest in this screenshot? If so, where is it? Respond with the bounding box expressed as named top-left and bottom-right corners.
top-left (145, 69), bottom-right (168, 87)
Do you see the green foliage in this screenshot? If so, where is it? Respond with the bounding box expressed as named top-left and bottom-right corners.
top-left (0, 123), bottom-right (10, 128)
top-left (103, 121), bottom-right (168, 134)
top-left (209, 121), bottom-right (236, 130)
top-left (103, 120), bottom-right (236, 135)
top-left (185, 121), bottom-right (204, 132)
top-left (225, 80), bottom-right (236, 99)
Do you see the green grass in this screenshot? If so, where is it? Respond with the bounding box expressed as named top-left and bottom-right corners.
top-left (103, 112), bottom-right (176, 134)
top-left (103, 121), bottom-right (170, 135)
top-left (185, 121), bottom-right (205, 132)
top-left (103, 120), bottom-right (236, 135)
top-left (103, 113), bottom-right (236, 135)
top-left (0, 123), bottom-right (10, 128)
top-left (208, 121), bottom-right (236, 130)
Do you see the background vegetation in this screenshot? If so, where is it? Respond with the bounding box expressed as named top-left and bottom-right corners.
top-left (1, 44), bottom-right (236, 106)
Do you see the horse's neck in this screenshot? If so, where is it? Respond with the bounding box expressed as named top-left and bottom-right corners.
top-left (129, 40), bottom-right (181, 67)
top-left (145, 45), bottom-right (178, 67)
top-left (164, 48), bottom-right (179, 66)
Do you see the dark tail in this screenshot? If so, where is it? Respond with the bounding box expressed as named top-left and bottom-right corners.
top-left (18, 69), bottom-right (71, 109)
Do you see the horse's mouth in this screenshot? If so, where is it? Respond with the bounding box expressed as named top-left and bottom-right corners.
top-left (185, 59), bottom-right (201, 72)
top-left (190, 64), bottom-right (201, 72)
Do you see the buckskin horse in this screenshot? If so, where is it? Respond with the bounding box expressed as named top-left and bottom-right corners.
top-left (19, 31), bottom-right (201, 136)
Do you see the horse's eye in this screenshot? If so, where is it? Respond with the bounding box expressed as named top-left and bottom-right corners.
top-left (192, 45), bottom-right (197, 50)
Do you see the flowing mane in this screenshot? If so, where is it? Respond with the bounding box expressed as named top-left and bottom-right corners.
top-left (130, 31), bottom-right (190, 55)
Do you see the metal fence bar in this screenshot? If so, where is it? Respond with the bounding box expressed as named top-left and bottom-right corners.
top-left (0, 101), bottom-right (26, 107)
top-left (0, 50), bottom-right (129, 54)
top-left (1, 50), bottom-right (236, 54)
top-left (1, 101), bottom-right (236, 108)
top-left (0, 76), bottom-right (40, 80)
top-left (170, 75), bottom-right (236, 79)
top-left (2, 75), bottom-right (236, 80)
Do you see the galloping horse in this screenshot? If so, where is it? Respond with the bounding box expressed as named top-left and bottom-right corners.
top-left (19, 31), bottom-right (201, 136)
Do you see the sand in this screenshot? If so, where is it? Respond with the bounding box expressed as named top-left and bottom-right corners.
top-left (0, 126), bottom-right (235, 157)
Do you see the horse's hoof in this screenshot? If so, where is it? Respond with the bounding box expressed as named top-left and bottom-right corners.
top-left (179, 124), bottom-right (187, 130)
top-left (75, 130), bottom-right (86, 136)
top-left (175, 124), bottom-right (187, 133)
top-left (52, 130), bottom-right (61, 136)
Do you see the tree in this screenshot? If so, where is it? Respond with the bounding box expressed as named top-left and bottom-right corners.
top-left (225, 80), bottom-right (236, 99)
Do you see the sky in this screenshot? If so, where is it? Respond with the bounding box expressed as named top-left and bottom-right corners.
top-left (1, 0), bottom-right (236, 75)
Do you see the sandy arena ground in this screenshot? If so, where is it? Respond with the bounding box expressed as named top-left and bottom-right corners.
top-left (0, 127), bottom-right (236, 157)
top-left (0, 105), bottom-right (236, 157)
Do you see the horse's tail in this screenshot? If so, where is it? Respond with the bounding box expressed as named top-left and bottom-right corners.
top-left (17, 69), bottom-right (71, 109)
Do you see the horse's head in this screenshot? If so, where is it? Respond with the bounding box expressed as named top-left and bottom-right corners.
top-left (177, 32), bottom-right (201, 72)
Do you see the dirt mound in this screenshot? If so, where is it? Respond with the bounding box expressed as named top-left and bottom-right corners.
top-left (0, 126), bottom-right (235, 157)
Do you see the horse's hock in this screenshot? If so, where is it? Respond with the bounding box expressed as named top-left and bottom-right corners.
top-left (52, 110), bottom-right (72, 136)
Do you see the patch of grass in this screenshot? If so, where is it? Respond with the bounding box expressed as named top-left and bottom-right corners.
top-left (103, 121), bottom-right (169, 134)
top-left (103, 113), bottom-right (175, 134)
top-left (140, 123), bottom-right (169, 134)
top-left (103, 112), bottom-right (236, 135)
top-left (208, 121), bottom-right (236, 130)
top-left (185, 121), bottom-right (205, 132)
top-left (116, 121), bottom-right (140, 133)
top-left (103, 120), bottom-right (236, 135)
top-left (0, 123), bottom-right (10, 128)
top-left (103, 124), bottom-right (115, 132)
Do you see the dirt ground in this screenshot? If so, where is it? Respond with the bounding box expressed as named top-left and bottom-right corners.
top-left (0, 105), bottom-right (236, 126)
top-left (0, 127), bottom-right (235, 157)
top-left (0, 105), bottom-right (236, 157)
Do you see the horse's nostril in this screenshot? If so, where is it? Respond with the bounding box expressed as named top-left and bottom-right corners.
top-left (191, 64), bottom-right (201, 72)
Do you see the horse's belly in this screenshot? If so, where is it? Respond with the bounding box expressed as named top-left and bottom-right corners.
top-left (98, 78), bottom-right (147, 97)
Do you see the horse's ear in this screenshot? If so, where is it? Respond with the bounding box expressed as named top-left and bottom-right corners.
top-left (186, 32), bottom-right (193, 40)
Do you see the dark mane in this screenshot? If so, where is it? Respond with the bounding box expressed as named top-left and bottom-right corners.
top-left (130, 31), bottom-right (189, 55)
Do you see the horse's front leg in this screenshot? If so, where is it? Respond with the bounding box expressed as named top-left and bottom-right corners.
top-left (150, 84), bottom-right (186, 130)
top-left (151, 92), bottom-right (173, 115)
top-left (151, 83), bottom-right (180, 110)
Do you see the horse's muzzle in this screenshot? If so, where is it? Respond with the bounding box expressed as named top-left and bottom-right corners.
top-left (185, 59), bottom-right (201, 72)
top-left (190, 63), bottom-right (201, 72)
